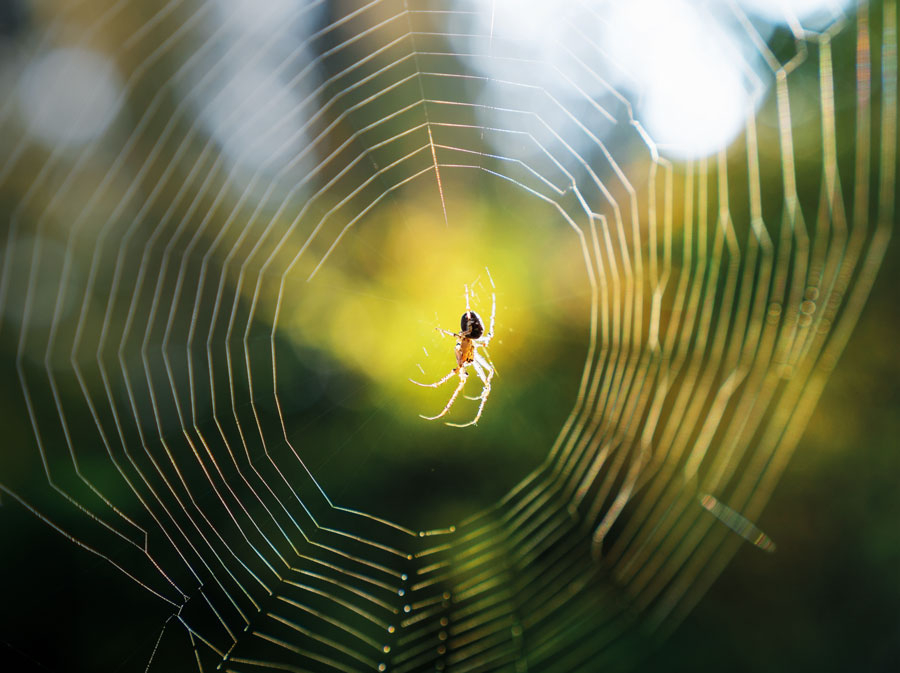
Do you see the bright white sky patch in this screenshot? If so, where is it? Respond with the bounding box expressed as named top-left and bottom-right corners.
top-left (737, 0), bottom-right (856, 29)
top-left (601, 0), bottom-right (757, 158)
top-left (484, 0), bottom-right (564, 44)
top-left (16, 47), bottom-right (122, 148)
top-left (451, 0), bottom-right (851, 161)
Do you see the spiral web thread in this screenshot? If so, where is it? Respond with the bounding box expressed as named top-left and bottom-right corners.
top-left (0, 1), bottom-right (896, 671)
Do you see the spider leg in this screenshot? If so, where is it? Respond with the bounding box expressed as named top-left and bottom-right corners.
top-left (436, 327), bottom-right (458, 338)
top-left (475, 287), bottom-right (496, 347)
top-left (464, 354), bottom-right (494, 399)
top-left (409, 368), bottom-right (457, 388)
top-left (481, 268), bottom-right (496, 345)
top-left (420, 368), bottom-right (468, 420)
top-left (446, 360), bottom-right (493, 427)
top-left (475, 350), bottom-right (497, 377)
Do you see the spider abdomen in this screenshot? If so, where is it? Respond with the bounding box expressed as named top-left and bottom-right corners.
top-left (457, 338), bottom-right (476, 365)
top-left (460, 311), bottom-right (484, 339)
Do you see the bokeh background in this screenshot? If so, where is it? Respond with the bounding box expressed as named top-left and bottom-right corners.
top-left (0, 0), bottom-right (898, 672)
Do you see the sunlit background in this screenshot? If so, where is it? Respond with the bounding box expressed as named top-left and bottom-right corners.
top-left (0, 0), bottom-right (897, 671)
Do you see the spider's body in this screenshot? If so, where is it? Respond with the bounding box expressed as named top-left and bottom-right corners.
top-left (455, 310), bottom-right (483, 366)
top-left (410, 286), bottom-right (496, 427)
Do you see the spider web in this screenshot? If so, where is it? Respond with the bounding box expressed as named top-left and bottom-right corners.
top-left (0, 0), bottom-right (896, 672)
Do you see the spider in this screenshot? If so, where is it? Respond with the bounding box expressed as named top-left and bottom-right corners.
top-left (410, 283), bottom-right (496, 427)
